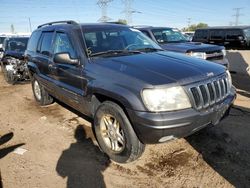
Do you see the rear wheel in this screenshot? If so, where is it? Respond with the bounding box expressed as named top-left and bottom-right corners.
top-left (94, 101), bottom-right (145, 163)
top-left (31, 75), bottom-right (54, 106)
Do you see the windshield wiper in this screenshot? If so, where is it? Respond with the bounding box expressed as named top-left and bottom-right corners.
top-left (90, 50), bottom-right (141, 57)
top-left (137, 48), bottom-right (164, 52)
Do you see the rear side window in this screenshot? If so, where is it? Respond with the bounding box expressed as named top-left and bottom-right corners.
top-left (38, 32), bottom-right (53, 56)
top-left (194, 30), bottom-right (208, 40)
top-left (210, 30), bottom-right (224, 40)
top-left (27, 31), bottom-right (40, 51)
top-left (226, 29), bottom-right (243, 40)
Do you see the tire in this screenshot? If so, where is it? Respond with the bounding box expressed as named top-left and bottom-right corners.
top-left (31, 75), bottom-right (54, 106)
top-left (2, 64), bottom-right (17, 85)
top-left (94, 101), bottom-right (145, 163)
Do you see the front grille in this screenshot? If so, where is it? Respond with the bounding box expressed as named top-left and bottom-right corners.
top-left (189, 74), bottom-right (230, 110)
top-left (205, 50), bottom-right (224, 60)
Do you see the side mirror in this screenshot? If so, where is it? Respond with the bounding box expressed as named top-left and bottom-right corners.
top-left (54, 53), bottom-right (79, 65)
top-left (0, 48), bottom-right (3, 52)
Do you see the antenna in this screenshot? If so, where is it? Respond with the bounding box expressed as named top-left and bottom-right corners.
top-left (97, 0), bottom-right (113, 22)
top-left (122, 0), bottom-right (141, 25)
top-left (232, 8), bottom-right (244, 26)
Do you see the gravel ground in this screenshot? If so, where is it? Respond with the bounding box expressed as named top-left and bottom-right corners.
top-left (0, 50), bottom-right (250, 188)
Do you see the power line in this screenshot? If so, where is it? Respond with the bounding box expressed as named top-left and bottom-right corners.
top-left (122, 0), bottom-right (141, 25)
top-left (232, 8), bottom-right (244, 26)
top-left (97, 0), bottom-right (113, 22)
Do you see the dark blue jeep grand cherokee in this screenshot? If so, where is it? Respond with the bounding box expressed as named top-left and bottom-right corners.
top-left (25, 21), bottom-right (236, 163)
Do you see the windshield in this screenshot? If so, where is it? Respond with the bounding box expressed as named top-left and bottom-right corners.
top-left (152, 28), bottom-right (187, 43)
top-left (244, 29), bottom-right (250, 38)
top-left (82, 26), bottom-right (162, 57)
top-left (5, 37), bottom-right (29, 52)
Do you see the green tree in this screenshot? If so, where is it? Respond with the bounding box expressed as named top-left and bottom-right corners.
top-left (116, 19), bottom-right (128, 25)
top-left (182, 23), bottom-right (208, 31)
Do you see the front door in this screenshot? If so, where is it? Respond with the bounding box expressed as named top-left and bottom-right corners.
top-left (51, 31), bottom-right (84, 109)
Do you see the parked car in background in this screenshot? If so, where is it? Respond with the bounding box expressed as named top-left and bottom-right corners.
top-left (26, 21), bottom-right (235, 163)
top-left (192, 26), bottom-right (250, 49)
top-left (182, 31), bottom-right (194, 41)
top-left (135, 26), bottom-right (229, 67)
top-left (0, 36), bottom-right (7, 59)
top-left (0, 36), bottom-right (30, 84)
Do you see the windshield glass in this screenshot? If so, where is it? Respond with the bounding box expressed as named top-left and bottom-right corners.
top-left (5, 37), bottom-right (29, 52)
top-left (82, 26), bottom-right (161, 57)
top-left (152, 28), bottom-right (187, 43)
top-left (244, 29), bottom-right (250, 38)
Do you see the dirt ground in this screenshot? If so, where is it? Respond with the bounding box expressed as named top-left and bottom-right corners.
top-left (0, 50), bottom-right (250, 188)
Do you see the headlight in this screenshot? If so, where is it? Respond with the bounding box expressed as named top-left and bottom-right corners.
top-left (226, 70), bottom-right (232, 89)
top-left (222, 49), bottom-right (226, 56)
top-left (142, 86), bottom-right (191, 112)
top-left (186, 51), bottom-right (206, 59)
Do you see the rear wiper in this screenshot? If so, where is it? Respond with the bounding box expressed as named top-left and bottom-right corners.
top-left (90, 50), bottom-right (141, 57)
top-left (137, 48), bottom-right (164, 52)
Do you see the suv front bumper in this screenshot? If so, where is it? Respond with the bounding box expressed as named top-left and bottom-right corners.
top-left (127, 89), bottom-right (236, 144)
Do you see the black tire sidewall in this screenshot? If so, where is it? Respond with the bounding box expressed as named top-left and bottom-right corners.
top-left (31, 76), bottom-right (42, 104)
top-left (31, 75), bottom-right (53, 106)
top-left (94, 102), bottom-right (138, 163)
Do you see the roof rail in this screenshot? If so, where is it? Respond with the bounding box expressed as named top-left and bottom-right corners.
top-left (37, 20), bottom-right (78, 28)
top-left (132, 25), bottom-right (152, 28)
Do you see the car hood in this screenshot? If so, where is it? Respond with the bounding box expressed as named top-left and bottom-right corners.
top-left (160, 42), bottom-right (224, 53)
top-left (4, 50), bottom-right (24, 59)
top-left (90, 51), bottom-right (225, 87)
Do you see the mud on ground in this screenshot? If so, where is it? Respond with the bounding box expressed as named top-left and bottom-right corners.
top-left (0, 51), bottom-right (250, 188)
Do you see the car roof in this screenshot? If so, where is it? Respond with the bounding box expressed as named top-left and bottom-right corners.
top-left (134, 26), bottom-right (172, 30)
top-left (196, 26), bottom-right (250, 30)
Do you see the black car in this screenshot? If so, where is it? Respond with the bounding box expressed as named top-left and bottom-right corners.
top-left (0, 36), bottom-right (30, 84)
top-left (26, 21), bottom-right (236, 163)
top-left (192, 26), bottom-right (250, 49)
top-left (135, 26), bottom-right (229, 67)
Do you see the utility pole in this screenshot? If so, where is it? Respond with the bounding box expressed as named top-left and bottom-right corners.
top-left (97, 0), bottom-right (113, 22)
top-left (122, 0), bottom-right (141, 25)
top-left (28, 17), bottom-right (32, 32)
top-left (10, 24), bottom-right (15, 34)
top-left (232, 8), bottom-right (243, 26)
top-left (187, 18), bottom-right (191, 31)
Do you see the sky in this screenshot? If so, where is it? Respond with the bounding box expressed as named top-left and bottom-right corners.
top-left (0, 0), bottom-right (249, 33)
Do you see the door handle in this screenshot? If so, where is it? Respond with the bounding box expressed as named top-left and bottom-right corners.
top-left (48, 64), bottom-right (57, 70)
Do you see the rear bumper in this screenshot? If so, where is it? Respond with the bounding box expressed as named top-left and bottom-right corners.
top-left (127, 89), bottom-right (236, 144)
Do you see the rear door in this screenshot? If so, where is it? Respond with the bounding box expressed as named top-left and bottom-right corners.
top-left (34, 31), bottom-right (55, 91)
top-left (51, 31), bottom-right (84, 109)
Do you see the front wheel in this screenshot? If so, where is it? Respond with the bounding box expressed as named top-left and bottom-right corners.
top-left (94, 101), bottom-right (145, 163)
top-left (31, 76), bottom-right (54, 106)
top-left (2, 64), bottom-right (17, 85)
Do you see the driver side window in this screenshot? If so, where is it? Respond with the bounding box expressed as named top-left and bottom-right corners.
top-left (54, 32), bottom-right (76, 58)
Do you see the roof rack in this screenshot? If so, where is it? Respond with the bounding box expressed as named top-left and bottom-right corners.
top-left (37, 20), bottom-right (78, 28)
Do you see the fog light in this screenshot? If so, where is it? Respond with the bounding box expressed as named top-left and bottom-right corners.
top-left (159, 135), bottom-right (175, 143)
